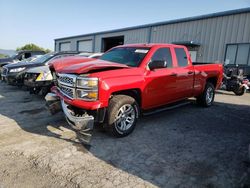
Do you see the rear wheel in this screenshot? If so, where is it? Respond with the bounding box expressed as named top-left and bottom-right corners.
top-left (233, 87), bottom-right (245, 96)
top-left (196, 82), bottom-right (215, 107)
top-left (106, 95), bottom-right (139, 137)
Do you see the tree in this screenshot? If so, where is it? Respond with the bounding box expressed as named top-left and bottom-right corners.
top-left (16, 43), bottom-right (51, 53)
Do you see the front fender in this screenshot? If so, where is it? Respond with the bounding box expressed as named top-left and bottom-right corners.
top-left (99, 75), bottom-right (144, 103)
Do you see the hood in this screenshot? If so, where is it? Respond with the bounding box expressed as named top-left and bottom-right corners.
top-left (26, 65), bottom-right (50, 73)
top-left (58, 59), bottom-right (129, 74)
top-left (50, 56), bottom-right (93, 71)
top-left (4, 60), bottom-right (43, 69)
top-left (0, 57), bottom-right (14, 65)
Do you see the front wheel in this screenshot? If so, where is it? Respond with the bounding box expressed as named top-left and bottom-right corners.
top-left (106, 95), bottom-right (139, 137)
top-left (233, 87), bottom-right (245, 96)
top-left (196, 82), bottom-right (215, 107)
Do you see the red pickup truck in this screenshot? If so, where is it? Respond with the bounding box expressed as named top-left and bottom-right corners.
top-left (46, 43), bottom-right (223, 140)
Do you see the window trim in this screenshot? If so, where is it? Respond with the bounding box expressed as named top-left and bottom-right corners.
top-left (174, 47), bottom-right (189, 67)
top-left (147, 47), bottom-right (174, 69)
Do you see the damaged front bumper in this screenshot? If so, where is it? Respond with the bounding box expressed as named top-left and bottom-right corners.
top-left (45, 92), bottom-right (94, 143)
top-left (61, 100), bottom-right (94, 132)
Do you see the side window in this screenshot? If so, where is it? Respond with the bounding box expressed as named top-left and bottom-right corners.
top-left (17, 54), bottom-right (24, 61)
top-left (151, 48), bottom-right (173, 68)
top-left (175, 48), bottom-right (188, 67)
top-left (24, 53), bottom-right (31, 59)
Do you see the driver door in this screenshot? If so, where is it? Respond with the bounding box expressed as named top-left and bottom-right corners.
top-left (143, 47), bottom-right (178, 109)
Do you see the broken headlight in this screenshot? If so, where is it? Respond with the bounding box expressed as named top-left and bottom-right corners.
top-left (76, 77), bottom-right (98, 101)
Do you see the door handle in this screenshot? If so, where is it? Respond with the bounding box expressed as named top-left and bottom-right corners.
top-left (188, 71), bottom-right (194, 75)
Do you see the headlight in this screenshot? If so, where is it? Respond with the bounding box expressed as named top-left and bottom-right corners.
top-left (76, 89), bottom-right (98, 101)
top-left (76, 77), bottom-right (98, 101)
top-left (36, 71), bottom-right (52, 81)
top-left (77, 77), bottom-right (98, 89)
top-left (9, 67), bottom-right (25, 73)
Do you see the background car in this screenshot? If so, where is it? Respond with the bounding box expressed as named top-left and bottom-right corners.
top-left (24, 52), bottom-right (103, 95)
top-left (1, 51), bottom-right (80, 86)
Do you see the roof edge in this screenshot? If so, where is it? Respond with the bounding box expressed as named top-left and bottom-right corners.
top-left (55, 7), bottom-right (250, 41)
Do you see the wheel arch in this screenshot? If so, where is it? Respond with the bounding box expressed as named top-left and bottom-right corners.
top-left (206, 76), bottom-right (218, 88)
top-left (110, 88), bottom-right (142, 107)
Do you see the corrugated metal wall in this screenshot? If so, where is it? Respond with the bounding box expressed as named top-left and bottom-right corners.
top-left (150, 12), bottom-right (250, 62)
top-left (55, 11), bottom-right (250, 63)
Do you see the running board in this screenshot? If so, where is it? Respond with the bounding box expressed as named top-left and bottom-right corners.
top-left (143, 101), bottom-right (192, 116)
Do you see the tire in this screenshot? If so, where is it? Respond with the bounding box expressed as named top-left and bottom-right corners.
top-left (196, 82), bottom-right (215, 107)
top-left (41, 87), bottom-right (50, 96)
top-left (233, 87), bottom-right (245, 96)
top-left (30, 87), bottom-right (41, 95)
top-left (106, 95), bottom-right (139, 137)
top-left (95, 123), bottom-right (106, 133)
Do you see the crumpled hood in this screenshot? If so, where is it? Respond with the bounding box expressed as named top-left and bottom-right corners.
top-left (0, 57), bottom-right (14, 65)
top-left (4, 61), bottom-right (43, 69)
top-left (50, 56), bottom-right (93, 71)
top-left (57, 59), bottom-right (129, 74)
top-left (26, 65), bottom-right (50, 73)
top-left (0, 57), bottom-right (12, 62)
top-left (5, 61), bottom-right (31, 68)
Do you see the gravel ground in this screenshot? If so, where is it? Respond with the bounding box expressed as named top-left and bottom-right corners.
top-left (0, 82), bottom-right (250, 188)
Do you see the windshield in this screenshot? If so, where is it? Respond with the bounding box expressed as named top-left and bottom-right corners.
top-left (10, 53), bottom-right (18, 59)
top-left (100, 47), bottom-right (150, 67)
top-left (31, 53), bottom-right (54, 64)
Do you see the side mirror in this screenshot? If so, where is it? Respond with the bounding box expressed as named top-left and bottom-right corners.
top-left (148, 60), bottom-right (167, 70)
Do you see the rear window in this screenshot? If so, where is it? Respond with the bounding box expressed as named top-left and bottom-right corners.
top-left (175, 48), bottom-right (188, 67)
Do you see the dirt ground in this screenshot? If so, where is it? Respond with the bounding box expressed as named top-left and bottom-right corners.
top-left (0, 82), bottom-right (250, 188)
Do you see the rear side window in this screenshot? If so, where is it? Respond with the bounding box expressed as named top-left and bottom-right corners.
top-left (151, 48), bottom-right (173, 68)
top-left (24, 53), bottom-right (31, 59)
top-left (175, 48), bottom-right (188, 67)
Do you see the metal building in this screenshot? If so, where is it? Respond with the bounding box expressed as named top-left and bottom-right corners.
top-left (54, 8), bottom-right (250, 66)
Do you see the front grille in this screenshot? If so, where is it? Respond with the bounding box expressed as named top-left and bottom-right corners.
top-left (59, 85), bottom-right (74, 99)
top-left (58, 74), bottom-right (75, 86)
top-left (2, 67), bottom-right (8, 76)
top-left (57, 74), bottom-right (77, 99)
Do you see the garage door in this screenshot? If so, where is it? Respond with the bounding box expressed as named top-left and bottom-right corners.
top-left (59, 42), bottom-right (71, 51)
top-left (77, 40), bottom-right (93, 52)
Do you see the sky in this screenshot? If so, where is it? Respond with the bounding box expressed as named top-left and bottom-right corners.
top-left (0, 0), bottom-right (249, 51)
